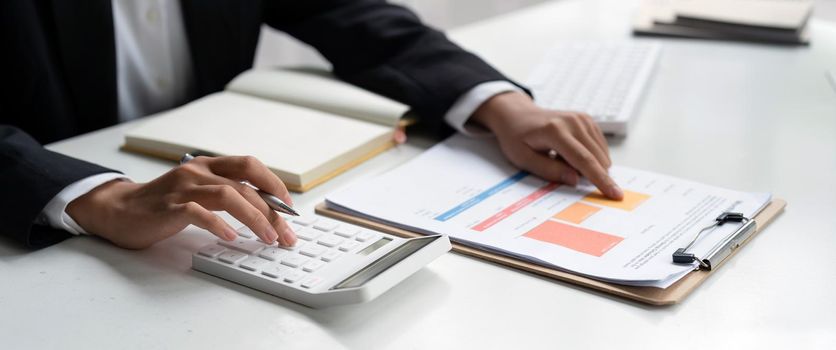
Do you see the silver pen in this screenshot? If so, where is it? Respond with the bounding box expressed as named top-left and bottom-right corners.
top-left (180, 153), bottom-right (300, 216)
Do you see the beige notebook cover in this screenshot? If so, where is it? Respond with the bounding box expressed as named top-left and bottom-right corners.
top-left (674, 0), bottom-right (812, 30)
top-left (123, 68), bottom-right (409, 192)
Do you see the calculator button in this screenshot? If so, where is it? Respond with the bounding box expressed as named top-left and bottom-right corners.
top-left (218, 237), bottom-right (265, 254)
top-left (283, 270), bottom-right (306, 283)
top-left (281, 255), bottom-right (309, 268)
top-left (355, 231), bottom-right (377, 242)
top-left (300, 244), bottom-right (326, 257)
top-left (302, 260), bottom-right (326, 272)
top-left (197, 244), bottom-right (226, 258)
top-left (239, 257), bottom-right (270, 271)
top-left (292, 216), bottom-right (318, 226)
top-left (218, 251), bottom-right (248, 264)
top-left (235, 226), bottom-right (255, 239)
top-left (301, 276), bottom-right (324, 289)
top-left (334, 227), bottom-right (360, 238)
top-left (258, 247), bottom-right (288, 261)
top-left (262, 265), bottom-right (291, 279)
top-left (313, 221), bottom-right (339, 232)
top-left (339, 240), bottom-right (360, 252)
top-left (295, 228), bottom-right (322, 241)
top-left (321, 250), bottom-right (342, 262)
top-left (258, 235), bottom-right (287, 244)
top-left (317, 235), bottom-right (344, 248)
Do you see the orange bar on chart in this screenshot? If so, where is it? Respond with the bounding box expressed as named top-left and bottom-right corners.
top-left (524, 220), bottom-right (623, 257)
top-left (553, 202), bottom-right (600, 224)
top-left (582, 189), bottom-right (649, 211)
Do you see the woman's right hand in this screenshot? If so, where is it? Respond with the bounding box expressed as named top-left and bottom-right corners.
top-left (66, 155), bottom-right (297, 249)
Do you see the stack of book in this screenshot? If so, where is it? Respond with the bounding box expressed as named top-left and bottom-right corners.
top-left (633, 0), bottom-right (813, 45)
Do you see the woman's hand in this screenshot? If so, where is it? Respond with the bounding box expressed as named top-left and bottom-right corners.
top-left (67, 156), bottom-right (297, 249)
top-left (472, 91), bottom-right (623, 200)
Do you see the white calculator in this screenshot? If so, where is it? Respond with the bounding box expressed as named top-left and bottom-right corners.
top-left (192, 215), bottom-right (451, 308)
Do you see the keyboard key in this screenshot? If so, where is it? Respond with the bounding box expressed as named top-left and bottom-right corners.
top-left (300, 244), bottom-right (326, 257)
top-left (283, 270), bottom-right (306, 283)
top-left (281, 255), bottom-right (309, 268)
top-left (301, 276), bottom-right (324, 289)
top-left (317, 235), bottom-right (344, 248)
top-left (339, 240), bottom-right (360, 252)
top-left (258, 247), bottom-right (288, 261)
top-left (321, 250), bottom-right (342, 262)
top-left (526, 43), bottom-right (659, 136)
top-left (197, 244), bottom-right (226, 258)
top-left (236, 226), bottom-right (255, 239)
top-left (218, 237), bottom-right (265, 254)
top-left (218, 251), bottom-right (247, 264)
top-left (355, 231), bottom-right (377, 242)
top-left (262, 264), bottom-right (291, 279)
top-left (313, 220), bottom-right (339, 232)
top-left (302, 260), bottom-right (325, 272)
top-left (239, 257), bottom-right (270, 271)
top-left (334, 227), bottom-right (360, 238)
top-left (292, 216), bottom-right (318, 226)
top-left (295, 228), bottom-right (322, 241)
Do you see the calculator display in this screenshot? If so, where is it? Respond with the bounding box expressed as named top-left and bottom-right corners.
top-left (357, 237), bottom-right (392, 256)
top-left (332, 236), bottom-right (438, 290)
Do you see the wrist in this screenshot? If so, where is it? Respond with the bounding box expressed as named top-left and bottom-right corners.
top-left (471, 91), bottom-right (538, 132)
top-left (66, 180), bottom-right (138, 236)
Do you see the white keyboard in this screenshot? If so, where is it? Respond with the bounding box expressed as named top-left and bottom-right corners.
top-left (526, 42), bottom-right (661, 135)
top-left (192, 215), bottom-right (451, 308)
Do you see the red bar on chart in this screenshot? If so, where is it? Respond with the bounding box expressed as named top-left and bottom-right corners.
top-left (523, 220), bottom-right (623, 257)
top-left (472, 182), bottom-right (559, 232)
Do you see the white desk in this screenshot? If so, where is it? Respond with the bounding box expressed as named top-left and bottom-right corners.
top-left (3, 0), bottom-right (835, 348)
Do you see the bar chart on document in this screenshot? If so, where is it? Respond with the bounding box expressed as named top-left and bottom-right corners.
top-left (326, 135), bottom-right (771, 287)
top-left (433, 170), bottom-right (649, 258)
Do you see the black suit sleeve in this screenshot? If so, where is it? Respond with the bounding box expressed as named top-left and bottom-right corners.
top-left (0, 125), bottom-right (117, 248)
top-left (262, 0), bottom-right (528, 133)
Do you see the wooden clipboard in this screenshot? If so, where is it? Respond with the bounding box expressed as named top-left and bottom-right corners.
top-left (315, 199), bottom-right (785, 306)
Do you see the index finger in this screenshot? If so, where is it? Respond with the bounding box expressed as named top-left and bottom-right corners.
top-left (554, 135), bottom-right (623, 200)
top-left (207, 156), bottom-right (293, 205)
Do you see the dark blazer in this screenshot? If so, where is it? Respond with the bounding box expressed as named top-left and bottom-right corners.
top-left (0, 0), bottom-right (519, 248)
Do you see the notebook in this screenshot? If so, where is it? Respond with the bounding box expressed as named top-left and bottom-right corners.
top-left (633, 0), bottom-right (813, 45)
top-left (123, 68), bottom-right (409, 192)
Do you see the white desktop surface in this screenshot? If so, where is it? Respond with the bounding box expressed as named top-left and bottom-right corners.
top-left (3, 0), bottom-right (835, 348)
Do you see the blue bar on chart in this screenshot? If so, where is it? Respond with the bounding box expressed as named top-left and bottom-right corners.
top-left (434, 171), bottom-right (529, 222)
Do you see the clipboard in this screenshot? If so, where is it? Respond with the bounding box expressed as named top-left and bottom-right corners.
top-left (315, 199), bottom-right (785, 306)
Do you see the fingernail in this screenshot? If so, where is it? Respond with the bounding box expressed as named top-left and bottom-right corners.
top-left (560, 172), bottom-right (578, 186)
top-left (608, 184), bottom-right (624, 200)
top-left (225, 228), bottom-right (238, 240)
top-left (284, 227), bottom-right (297, 246)
top-left (393, 130), bottom-right (407, 144)
top-left (263, 224), bottom-right (279, 243)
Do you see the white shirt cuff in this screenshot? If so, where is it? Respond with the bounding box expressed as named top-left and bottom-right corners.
top-left (444, 81), bottom-right (525, 137)
top-left (41, 173), bottom-right (131, 235)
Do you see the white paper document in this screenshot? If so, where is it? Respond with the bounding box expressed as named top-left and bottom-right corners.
top-left (326, 135), bottom-right (771, 288)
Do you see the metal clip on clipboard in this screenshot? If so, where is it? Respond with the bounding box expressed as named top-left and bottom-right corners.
top-left (672, 212), bottom-right (758, 270)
